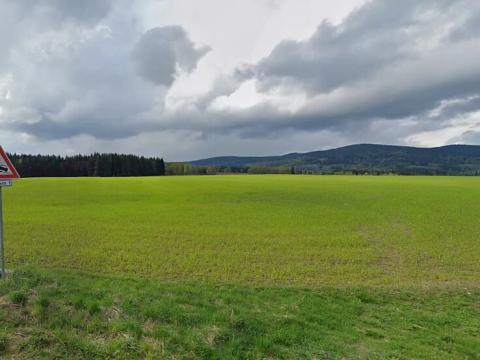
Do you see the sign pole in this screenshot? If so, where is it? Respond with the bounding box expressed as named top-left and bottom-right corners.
top-left (0, 186), bottom-right (4, 278)
top-left (0, 146), bottom-right (20, 279)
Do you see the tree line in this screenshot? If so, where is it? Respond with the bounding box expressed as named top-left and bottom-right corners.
top-left (9, 153), bottom-right (166, 177)
top-left (165, 163), bottom-right (294, 176)
top-left (13, 152), bottom-right (459, 177)
top-left (8, 153), bottom-right (296, 177)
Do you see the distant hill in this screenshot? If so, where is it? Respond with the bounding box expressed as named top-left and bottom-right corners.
top-left (190, 144), bottom-right (480, 175)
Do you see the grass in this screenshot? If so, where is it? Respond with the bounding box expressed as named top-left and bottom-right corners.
top-left (4, 175), bottom-right (480, 286)
top-left (1, 175), bottom-right (479, 358)
top-left (0, 268), bottom-right (479, 359)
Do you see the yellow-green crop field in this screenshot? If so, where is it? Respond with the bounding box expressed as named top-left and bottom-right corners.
top-left (4, 175), bottom-right (480, 287)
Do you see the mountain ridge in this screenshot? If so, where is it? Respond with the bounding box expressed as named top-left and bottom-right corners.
top-left (189, 144), bottom-right (480, 175)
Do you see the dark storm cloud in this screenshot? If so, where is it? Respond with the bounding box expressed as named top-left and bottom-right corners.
top-left (254, 0), bottom-right (454, 94)
top-left (0, 3), bottom-right (209, 141)
top-left (133, 26), bottom-right (211, 86)
top-left (2, 0), bottom-right (480, 152)
top-left (223, 0), bottom-right (480, 137)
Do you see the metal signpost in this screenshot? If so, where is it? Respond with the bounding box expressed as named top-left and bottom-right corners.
top-left (0, 146), bottom-right (20, 278)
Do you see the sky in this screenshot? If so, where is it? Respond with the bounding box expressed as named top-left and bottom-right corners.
top-left (1, 0), bottom-right (480, 161)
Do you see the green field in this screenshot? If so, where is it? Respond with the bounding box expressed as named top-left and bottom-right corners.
top-left (5, 175), bottom-right (480, 286)
top-left (1, 176), bottom-right (480, 358)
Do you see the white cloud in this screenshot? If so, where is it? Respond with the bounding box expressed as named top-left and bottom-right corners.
top-left (406, 111), bottom-right (480, 147)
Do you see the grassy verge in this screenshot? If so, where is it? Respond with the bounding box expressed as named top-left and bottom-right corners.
top-left (0, 268), bottom-right (478, 359)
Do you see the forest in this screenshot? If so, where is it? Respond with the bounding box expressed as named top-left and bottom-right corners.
top-left (8, 154), bottom-right (294, 177)
top-left (9, 154), bottom-right (166, 177)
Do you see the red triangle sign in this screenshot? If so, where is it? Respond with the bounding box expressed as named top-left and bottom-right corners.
top-left (0, 146), bottom-right (20, 179)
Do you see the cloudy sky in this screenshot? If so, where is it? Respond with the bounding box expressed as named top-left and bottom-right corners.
top-left (1, 0), bottom-right (480, 160)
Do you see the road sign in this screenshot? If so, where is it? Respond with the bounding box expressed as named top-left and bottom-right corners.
top-left (0, 146), bottom-right (19, 180)
top-left (0, 146), bottom-right (19, 278)
top-left (0, 180), bottom-right (12, 187)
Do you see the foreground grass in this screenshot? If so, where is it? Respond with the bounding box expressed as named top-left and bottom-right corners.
top-left (0, 268), bottom-right (479, 359)
top-left (4, 175), bottom-right (480, 286)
